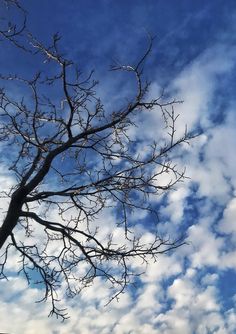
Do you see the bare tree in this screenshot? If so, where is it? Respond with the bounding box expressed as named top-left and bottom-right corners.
top-left (0, 2), bottom-right (193, 320)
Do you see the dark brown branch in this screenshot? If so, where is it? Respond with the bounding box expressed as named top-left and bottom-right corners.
top-left (0, 27), bottom-right (195, 318)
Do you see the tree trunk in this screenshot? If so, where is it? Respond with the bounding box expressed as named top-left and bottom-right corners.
top-left (0, 193), bottom-right (23, 249)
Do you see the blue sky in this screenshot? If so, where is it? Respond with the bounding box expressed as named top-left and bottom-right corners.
top-left (1, 1), bottom-right (236, 333)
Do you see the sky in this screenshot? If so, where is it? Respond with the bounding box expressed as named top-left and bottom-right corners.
top-left (1, 0), bottom-right (236, 333)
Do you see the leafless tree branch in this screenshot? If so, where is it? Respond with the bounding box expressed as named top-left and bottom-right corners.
top-left (0, 3), bottom-right (195, 319)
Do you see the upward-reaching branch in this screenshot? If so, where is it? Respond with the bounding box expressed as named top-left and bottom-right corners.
top-left (0, 23), bottom-right (194, 319)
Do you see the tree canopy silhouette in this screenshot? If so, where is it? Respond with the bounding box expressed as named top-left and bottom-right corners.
top-left (0, 0), bottom-right (193, 319)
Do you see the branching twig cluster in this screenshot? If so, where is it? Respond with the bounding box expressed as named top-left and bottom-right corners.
top-left (0, 0), bottom-right (27, 49)
top-left (0, 2), bottom-right (194, 320)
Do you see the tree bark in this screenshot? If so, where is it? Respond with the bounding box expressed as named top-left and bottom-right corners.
top-left (0, 190), bottom-right (25, 249)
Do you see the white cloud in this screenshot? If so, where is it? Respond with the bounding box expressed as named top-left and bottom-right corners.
top-left (201, 272), bottom-right (218, 285)
top-left (218, 197), bottom-right (236, 235)
top-left (171, 43), bottom-right (236, 133)
top-left (188, 222), bottom-right (224, 268)
top-left (141, 253), bottom-right (183, 283)
top-left (1, 7), bottom-right (236, 334)
top-left (162, 184), bottom-right (190, 223)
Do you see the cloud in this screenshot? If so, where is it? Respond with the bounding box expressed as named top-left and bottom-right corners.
top-left (180, 42), bottom-right (234, 104)
top-left (188, 222), bottom-right (224, 268)
top-left (1, 3), bottom-right (236, 334)
top-left (219, 197), bottom-right (236, 235)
